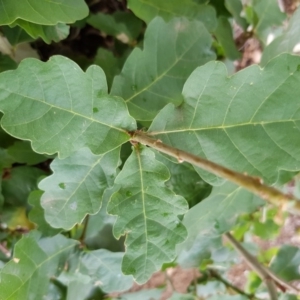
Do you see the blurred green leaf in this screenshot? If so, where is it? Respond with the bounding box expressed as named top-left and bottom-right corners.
top-left (94, 48), bottom-right (122, 91)
top-left (270, 245), bottom-right (300, 281)
top-left (252, 219), bottom-right (280, 240)
top-left (177, 182), bottom-right (263, 267)
top-left (0, 233), bottom-right (78, 300)
top-left (225, 0), bottom-right (248, 30)
top-left (0, 54), bottom-right (17, 72)
top-left (84, 187), bottom-right (124, 252)
top-left (0, 148), bottom-right (14, 169)
top-left (28, 190), bottom-right (61, 236)
top-left (209, 0), bottom-right (231, 17)
top-left (253, 0), bottom-right (286, 44)
top-left (169, 293), bottom-right (195, 300)
top-left (1, 26), bottom-right (33, 45)
top-left (214, 16), bottom-right (241, 60)
top-left (11, 21), bottom-right (70, 44)
top-left (1, 206), bottom-right (35, 231)
top-left (128, 0), bottom-right (217, 31)
top-left (155, 152), bottom-right (211, 207)
top-left (245, 271), bottom-right (262, 294)
top-left (73, 249), bottom-right (134, 293)
top-left (114, 289), bottom-right (163, 300)
top-left (2, 166), bottom-right (46, 206)
top-left (7, 141), bottom-right (48, 165)
top-left (261, 6), bottom-right (300, 66)
top-left (207, 296), bottom-right (248, 300)
top-left (87, 11), bottom-right (143, 43)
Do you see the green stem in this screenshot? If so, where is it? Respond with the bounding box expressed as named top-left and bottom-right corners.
top-left (130, 131), bottom-right (300, 215)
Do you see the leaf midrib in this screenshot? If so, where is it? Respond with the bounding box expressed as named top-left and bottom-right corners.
top-left (149, 119), bottom-right (299, 135)
top-left (1, 88), bottom-right (127, 133)
top-left (124, 28), bottom-right (203, 104)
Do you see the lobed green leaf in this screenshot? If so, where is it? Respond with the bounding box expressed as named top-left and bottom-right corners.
top-left (39, 147), bottom-right (120, 229)
top-left (107, 146), bottom-right (188, 283)
top-left (0, 56), bottom-right (136, 158)
top-left (111, 17), bottom-right (215, 121)
top-left (150, 54), bottom-right (300, 185)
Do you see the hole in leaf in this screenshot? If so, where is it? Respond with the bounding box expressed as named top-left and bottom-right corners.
top-left (126, 191), bottom-right (132, 197)
top-left (93, 107), bottom-right (99, 113)
top-left (131, 84), bottom-right (137, 91)
top-left (59, 183), bottom-right (66, 189)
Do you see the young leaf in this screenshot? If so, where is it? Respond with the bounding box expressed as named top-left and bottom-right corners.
top-left (107, 146), bottom-right (188, 283)
top-left (0, 233), bottom-right (78, 300)
top-left (149, 54), bottom-right (300, 185)
top-left (261, 7), bottom-right (300, 66)
top-left (87, 11), bottom-right (143, 44)
top-left (2, 166), bottom-right (46, 206)
top-left (127, 0), bottom-right (217, 31)
top-left (0, 0), bottom-right (88, 26)
top-left (0, 56), bottom-right (136, 158)
top-left (39, 147), bottom-right (120, 229)
top-left (177, 182), bottom-right (263, 265)
top-left (111, 17), bottom-right (215, 121)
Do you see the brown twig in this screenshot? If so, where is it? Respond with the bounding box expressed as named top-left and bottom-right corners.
top-left (207, 268), bottom-right (258, 299)
top-left (224, 232), bottom-right (299, 298)
top-left (130, 131), bottom-right (300, 215)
